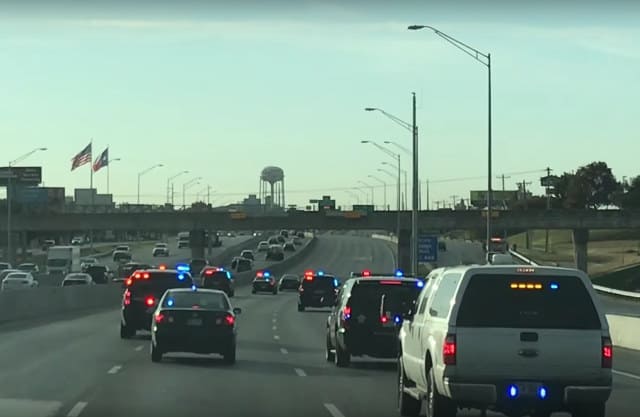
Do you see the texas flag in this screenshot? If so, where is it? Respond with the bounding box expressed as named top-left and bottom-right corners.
top-left (92, 147), bottom-right (109, 172)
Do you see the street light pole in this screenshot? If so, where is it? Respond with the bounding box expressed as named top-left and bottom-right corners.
top-left (408, 24), bottom-right (493, 251)
top-left (411, 92), bottom-right (419, 276)
top-left (377, 167), bottom-right (401, 248)
top-left (182, 177), bottom-right (202, 209)
top-left (137, 164), bottom-right (163, 205)
top-left (345, 190), bottom-right (360, 206)
top-left (6, 147), bottom-right (47, 264)
top-left (106, 157), bottom-right (121, 195)
top-left (357, 180), bottom-right (374, 206)
top-left (167, 171), bottom-right (189, 205)
top-left (368, 175), bottom-right (387, 210)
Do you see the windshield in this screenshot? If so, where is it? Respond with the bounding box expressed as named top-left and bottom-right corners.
top-left (162, 291), bottom-right (229, 310)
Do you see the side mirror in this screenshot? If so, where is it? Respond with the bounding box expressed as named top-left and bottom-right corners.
top-left (233, 307), bottom-right (242, 315)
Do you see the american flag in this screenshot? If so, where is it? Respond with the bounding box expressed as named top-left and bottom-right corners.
top-left (93, 147), bottom-right (109, 172)
top-left (71, 143), bottom-right (92, 171)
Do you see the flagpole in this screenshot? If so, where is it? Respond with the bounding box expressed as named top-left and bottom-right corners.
top-left (89, 138), bottom-right (94, 250)
top-left (106, 145), bottom-right (110, 195)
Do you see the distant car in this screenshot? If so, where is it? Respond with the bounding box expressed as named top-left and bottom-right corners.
top-left (80, 257), bottom-right (99, 272)
top-left (230, 257), bottom-right (252, 273)
top-left (71, 237), bottom-right (83, 245)
top-left (17, 263), bottom-right (39, 273)
top-left (226, 232), bottom-right (236, 238)
top-left (0, 269), bottom-right (20, 281)
top-left (252, 271), bottom-right (277, 294)
top-left (42, 239), bottom-right (56, 251)
top-left (85, 264), bottom-right (111, 284)
top-left (114, 245), bottom-right (131, 252)
top-left (177, 239), bottom-right (189, 249)
top-left (279, 230), bottom-right (289, 239)
top-left (292, 236), bottom-right (302, 245)
top-left (62, 273), bottom-right (94, 286)
top-left (490, 253), bottom-right (515, 265)
top-left (297, 271), bottom-right (339, 311)
top-left (0, 262), bottom-right (12, 271)
top-left (201, 267), bottom-right (235, 297)
top-left (297, 232), bottom-right (305, 239)
top-left (267, 237), bottom-right (279, 245)
top-left (276, 235), bottom-right (286, 244)
top-left (283, 242), bottom-right (296, 252)
top-left (1, 272), bottom-right (38, 290)
top-left (257, 241), bottom-right (269, 252)
top-left (278, 274), bottom-right (300, 291)
top-left (265, 245), bottom-right (285, 261)
top-left (120, 269), bottom-right (195, 339)
top-left (152, 246), bottom-right (170, 257)
top-left (189, 259), bottom-right (209, 276)
top-left (240, 250), bottom-right (254, 261)
top-left (150, 288), bottom-right (241, 364)
top-left (113, 250), bottom-right (132, 263)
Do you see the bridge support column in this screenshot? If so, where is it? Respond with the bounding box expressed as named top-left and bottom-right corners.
top-left (190, 229), bottom-right (206, 260)
top-left (572, 229), bottom-right (589, 273)
top-left (207, 229), bottom-right (213, 258)
top-left (398, 229), bottom-right (411, 272)
top-left (525, 230), bottom-right (531, 250)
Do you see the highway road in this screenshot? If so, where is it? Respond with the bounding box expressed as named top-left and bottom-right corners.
top-left (0, 234), bottom-right (637, 417)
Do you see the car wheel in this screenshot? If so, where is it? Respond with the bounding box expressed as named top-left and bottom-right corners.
top-left (223, 343), bottom-right (237, 365)
top-left (398, 355), bottom-right (421, 416)
top-left (297, 304), bottom-right (305, 312)
top-left (120, 323), bottom-right (135, 339)
top-left (334, 339), bottom-right (350, 368)
top-left (251, 288), bottom-right (256, 294)
top-left (151, 343), bottom-right (163, 363)
top-left (325, 332), bottom-right (335, 362)
top-left (571, 403), bottom-right (605, 417)
top-left (425, 366), bottom-right (456, 417)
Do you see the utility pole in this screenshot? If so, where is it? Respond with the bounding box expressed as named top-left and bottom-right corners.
top-left (519, 179), bottom-right (533, 250)
top-left (544, 166), bottom-right (552, 253)
top-left (425, 180), bottom-right (430, 210)
top-left (497, 173), bottom-right (511, 191)
top-left (450, 195), bottom-right (459, 209)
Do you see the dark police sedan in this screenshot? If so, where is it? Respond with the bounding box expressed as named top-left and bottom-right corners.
top-left (150, 288), bottom-right (241, 364)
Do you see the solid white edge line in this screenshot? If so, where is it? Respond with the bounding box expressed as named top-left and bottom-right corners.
top-left (107, 365), bottom-right (122, 374)
top-left (67, 401), bottom-right (88, 417)
top-left (324, 403), bottom-right (346, 417)
top-left (613, 369), bottom-right (640, 380)
top-left (280, 348), bottom-right (288, 354)
top-left (294, 367), bottom-right (307, 377)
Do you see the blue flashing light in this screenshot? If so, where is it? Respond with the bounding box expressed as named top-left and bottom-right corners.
top-left (177, 273), bottom-right (185, 281)
top-left (226, 271), bottom-right (232, 280)
top-left (317, 270), bottom-right (324, 276)
top-left (417, 280), bottom-right (425, 288)
top-left (550, 283), bottom-right (559, 290)
top-left (394, 316), bottom-right (401, 324)
top-left (167, 298), bottom-right (174, 307)
top-left (191, 285), bottom-right (197, 291)
top-left (333, 278), bottom-right (339, 287)
top-left (507, 385), bottom-right (518, 399)
top-left (263, 271), bottom-right (271, 277)
top-left (395, 269), bottom-right (404, 277)
top-left (538, 387), bottom-right (548, 400)
top-left (176, 264), bottom-right (190, 272)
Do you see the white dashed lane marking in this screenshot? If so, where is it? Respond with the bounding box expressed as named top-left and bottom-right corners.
top-left (134, 345), bottom-right (143, 352)
top-left (324, 403), bottom-right (346, 417)
top-left (294, 368), bottom-right (306, 377)
top-left (272, 326), bottom-right (277, 331)
top-left (280, 348), bottom-right (288, 354)
top-left (67, 401), bottom-right (88, 417)
top-left (614, 369), bottom-right (640, 381)
top-left (273, 335), bottom-right (280, 340)
top-left (107, 365), bottom-right (122, 374)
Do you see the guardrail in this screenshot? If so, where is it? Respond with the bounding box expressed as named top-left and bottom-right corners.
top-left (509, 250), bottom-right (640, 300)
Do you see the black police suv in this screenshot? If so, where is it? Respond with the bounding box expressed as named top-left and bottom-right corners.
top-left (251, 271), bottom-right (277, 294)
top-left (200, 267), bottom-right (235, 297)
top-left (325, 276), bottom-right (424, 367)
top-left (120, 269), bottom-right (194, 338)
top-left (297, 271), bottom-right (340, 311)
top-left (150, 288), bottom-right (241, 364)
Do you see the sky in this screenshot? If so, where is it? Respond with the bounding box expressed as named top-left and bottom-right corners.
top-left (1, 0), bottom-right (639, 209)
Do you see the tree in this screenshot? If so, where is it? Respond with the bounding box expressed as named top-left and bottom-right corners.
top-left (574, 162), bottom-right (620, 208)
top-left (616, 175), bottom-right (640, 209)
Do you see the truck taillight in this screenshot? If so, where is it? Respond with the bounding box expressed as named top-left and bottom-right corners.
top-left (124, 289), bottom-right (131, 305)
top-left (443, 334), bottom-right (457, 365)
top-left (602, 336), bottom-right (613, 368)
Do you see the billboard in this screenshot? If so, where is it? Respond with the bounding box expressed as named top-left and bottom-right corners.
top-left (469, 190), bottom-right (519, 207)
top-left (0, 166), bottom-right (42, 186)
top-left (13, 186), bottom-right (65, 210)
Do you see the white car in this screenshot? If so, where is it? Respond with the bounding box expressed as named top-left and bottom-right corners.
top-left (62, 273), bottom-right (95, 286)
top-left (1, 272), bottom-right (39, 290)
top-left (398, 265), bottom-right (612, 417)
top-left (80, 257), bottom-right (98, 271)
top-left (152, 245), bottom-right (170, 257)
top-left (17, 263), bottom-right (39, 274)
top-left (257, 241), bottom-right (269, 252)
top-left (114, 245), bottom-right (131, 253)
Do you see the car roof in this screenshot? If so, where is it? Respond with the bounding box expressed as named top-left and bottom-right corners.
top-left (166, 288), bottom-right (225, 295)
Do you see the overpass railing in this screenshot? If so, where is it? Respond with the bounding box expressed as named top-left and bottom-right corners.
top-left (509, 250), bottom-right (640, 300)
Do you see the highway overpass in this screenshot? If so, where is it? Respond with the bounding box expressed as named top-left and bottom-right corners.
top-left (2, 209), bottom-right (639, 233)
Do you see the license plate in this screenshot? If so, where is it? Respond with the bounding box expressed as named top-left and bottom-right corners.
top-left (187, 318), bottom-right (203, 326)
top-left (512, 382), bottom-right (543, 396)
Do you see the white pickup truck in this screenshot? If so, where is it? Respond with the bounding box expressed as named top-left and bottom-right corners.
top-left (398, 265), bottom-right (612, 417)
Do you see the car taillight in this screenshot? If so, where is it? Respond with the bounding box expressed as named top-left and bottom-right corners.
top-left (145, 296), bottom-right (155, 306)
top-left (341, 306), bottom-right (351, 323)
top-left (602, 336), bottom-right (613, 368)
top-left (225, 315), bottom-right (235, 326)
top-left (443, 334), bottom-right (457, 365)
top-left (124, 289), bottom-right (131, 305)
top-left (154, 312), bottom-right (165, 323)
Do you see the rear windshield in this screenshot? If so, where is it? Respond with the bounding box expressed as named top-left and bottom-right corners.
top-left (162, 291), bottom-right (229, 310)
top-left (349, 281), bottom-right (421, 315)
top-left (203, 271), bottom-right (231, 282)
top-left (7, 273), bottom-right (28, 279)
top-left (455, 274), bottom-right (601, 330)
top-left (301, 276), bottom-right (337, 290)
top-left (130, 272), bottom-right (193, 294)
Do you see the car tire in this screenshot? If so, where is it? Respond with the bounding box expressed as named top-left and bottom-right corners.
top-left (334, 339), bottom-right (350, 368)
top-left (398, 356), bottom-right (421, 417)
top-left (325, 332), bottom-right (335, 362)
top-left (251, 288), bottom-right (256, 294)
top-left (297, 304), bottom-right (305, 312)
top-left (151, 343), bottom-right (163, 363)
top-left (571, 403), bottom-right (605, 417)
top-left (120, 323), bottom-right (135, 339)
top-left (426, 366), bottom-right (456, 417)
top-left (223, 343), bottom-right (237, 365)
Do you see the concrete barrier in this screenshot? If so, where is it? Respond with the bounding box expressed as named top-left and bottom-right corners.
top-left (607, 314), bottom-right (640, 350)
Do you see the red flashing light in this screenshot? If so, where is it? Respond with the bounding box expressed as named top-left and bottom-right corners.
top-left (145, 296), bottom-right (155, 306)
top-left (443, 334), bottom-right (457, 365)
top-left (304, 275), bottom-right (314, 281)
top-left (342, 306), bottom-right (351, 317)
top-left (380, 280), bottom-right (402, 285)
top-left (125, 278), bottom-right (133, 287)
top-left (142, 272), bottom-right (150, 279)
top-left (154, 313), bottom-right (165, 323)
top-left (380, 316), bottom-right (388, 324)
top-left (205, 269), bottom-right (214, 275)
top-left (225, 315), bottom-right (235, 326)
top-left (304, 270), bottom-right (314, 276)
top-left (602, 337), bottom-right (613, 368)
top-left (362, 270), bottom-right (371, 277)
top-left (134, 273), bottom-right (141, 279)
top-left (158, 264), bottom-right (166, 270)
top-left (257, 271), bottom-right (264, 278)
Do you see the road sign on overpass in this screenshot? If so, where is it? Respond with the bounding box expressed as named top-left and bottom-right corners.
top-left (418, 235), bottom-right (438, 262)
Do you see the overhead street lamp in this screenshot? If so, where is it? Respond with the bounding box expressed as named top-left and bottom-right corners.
top-left (357, 180), bottom-right (374, 206)
top-left (345, 190), bottom-right (360, 206)
top-left (366, 98), bottom-right (419, 277)
top-left (368, 174), bottom-right (387, 210)
top-left (377, 167), bottom-right (401, 249)
top-left (106, 157), bottom-right (121, 195)
top-left (137, 164), bottom-right (163, 204)
top-left (385, 140), bottom-right (422, 209)
top-left (382, 161), bottom-right (408, 211)
top-left (182, 177), bottom-right (202, 209)
top-left (6, 147), bottom-right (47, 264)
top-left (167, 170), bottom-right (189, 205)
top-left (408, 24), bottom-right (493, 250)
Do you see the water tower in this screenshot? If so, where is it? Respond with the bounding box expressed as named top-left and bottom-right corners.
top-left (259, 166), bottom-right (285, 209)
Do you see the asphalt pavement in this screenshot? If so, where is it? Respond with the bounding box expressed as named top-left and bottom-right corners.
top-left (0, 234), bottom-right (637, 417)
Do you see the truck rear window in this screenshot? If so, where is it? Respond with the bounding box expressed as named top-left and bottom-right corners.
top-left (456, 274), bottom-right (601, 330)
